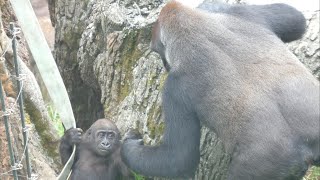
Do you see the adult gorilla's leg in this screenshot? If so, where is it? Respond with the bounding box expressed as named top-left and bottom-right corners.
top-left (228, 141), bottom-right (309, 180)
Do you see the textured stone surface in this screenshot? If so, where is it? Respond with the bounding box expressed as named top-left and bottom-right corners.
top-left (0, 1), bottom-right (59, 178)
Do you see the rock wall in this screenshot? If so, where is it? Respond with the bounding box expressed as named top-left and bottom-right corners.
top-left (0, 0), bottom-right (59, 179)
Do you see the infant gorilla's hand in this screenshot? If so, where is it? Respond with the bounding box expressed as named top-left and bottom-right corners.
top-left (65, 128), bottom-right (83, 145)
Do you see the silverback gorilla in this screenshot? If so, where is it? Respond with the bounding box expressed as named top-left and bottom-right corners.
top-left (60, 119), bottom-right (133, 180)
top-left (121, 1), bottom-right (320, 179)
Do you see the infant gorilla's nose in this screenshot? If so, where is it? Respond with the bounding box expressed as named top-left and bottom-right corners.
top-left (102, 141), bottom-right (110, 148)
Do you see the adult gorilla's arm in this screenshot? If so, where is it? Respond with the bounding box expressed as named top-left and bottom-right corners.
top-left (121, 76), bottom-right (201, 178)
top-left (59, 128), bottom-right (82, 165)
top-left (198, 2), bottom-right (306, 42)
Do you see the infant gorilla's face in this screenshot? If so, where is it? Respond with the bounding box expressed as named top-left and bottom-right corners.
top-left (92, 129), bottom-right (119, 156)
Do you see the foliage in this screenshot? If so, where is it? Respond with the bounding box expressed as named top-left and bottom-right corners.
top-left (304, 166), bottom-right (320, 180)
top-left (133, 171), bottom-right (146, 180)
top-left (47, 105), bottom-right (64, 137)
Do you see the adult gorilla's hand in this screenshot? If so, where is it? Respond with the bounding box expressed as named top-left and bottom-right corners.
top-left (123, 129), bottom-right (143, 145)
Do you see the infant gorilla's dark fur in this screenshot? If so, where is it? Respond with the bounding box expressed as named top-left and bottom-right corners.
top-left (60, 118), bottom-right (133, 180)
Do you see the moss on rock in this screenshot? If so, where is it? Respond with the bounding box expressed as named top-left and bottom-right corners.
top-left (117, 29), bottom-right (144, 102)
top-left (24, 100), bottom-right (60, 165)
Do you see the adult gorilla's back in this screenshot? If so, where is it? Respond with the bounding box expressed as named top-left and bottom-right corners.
top-left (121, 1), bottom-right (320, 179)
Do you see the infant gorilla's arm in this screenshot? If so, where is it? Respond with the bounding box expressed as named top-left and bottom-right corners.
top-left (59, 128), bottom-right (82, 165)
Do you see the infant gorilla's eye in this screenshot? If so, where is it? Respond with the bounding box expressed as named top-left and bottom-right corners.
top-left (98, 132), bottom-right (106, 138)
top-left (107, 132), bottom-right (115, 138)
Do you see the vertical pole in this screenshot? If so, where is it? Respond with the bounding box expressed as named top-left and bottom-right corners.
top-left (0, 81), bottom-right (19, 180)
top-left (10, 22), bottom-right (32, 179)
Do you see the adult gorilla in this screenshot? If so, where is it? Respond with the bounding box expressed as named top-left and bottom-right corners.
top-left (121, 1), bottom-right (320, 179)
top-left (60, 119), bottom-right (133, 180)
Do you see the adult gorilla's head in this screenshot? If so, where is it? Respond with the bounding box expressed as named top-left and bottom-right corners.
top-left (83, 119), bottom-right (121, 156)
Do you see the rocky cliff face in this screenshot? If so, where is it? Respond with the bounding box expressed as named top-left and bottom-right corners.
top-left (0, 0), bottom-right (59, 179)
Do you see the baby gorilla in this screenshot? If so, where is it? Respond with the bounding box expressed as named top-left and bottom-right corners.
top-left (59, 118), bottom-right (133, 180)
